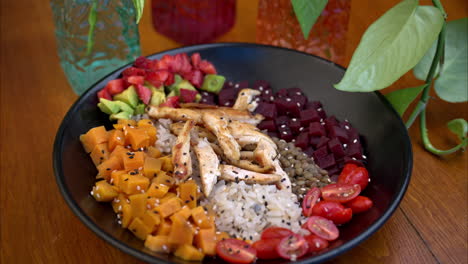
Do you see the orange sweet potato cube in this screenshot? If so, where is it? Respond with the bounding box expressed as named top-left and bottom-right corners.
top-left (123, 151), bottom-right (145, 171)
top-left (80, 126), bottom-right (108, 153)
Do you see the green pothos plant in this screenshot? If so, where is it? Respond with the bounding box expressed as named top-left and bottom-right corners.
top-left (293, 0), bottom-right (467, 156)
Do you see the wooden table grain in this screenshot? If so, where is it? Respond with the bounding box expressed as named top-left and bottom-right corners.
top-left (1, 0), bottom-right (467, 263)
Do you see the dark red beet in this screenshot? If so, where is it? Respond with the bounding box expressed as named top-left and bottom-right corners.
top-left (282, 98), bottom-right (301, 117)
top-left (255, 102), bottom-right (277, 120)
top-left (315, 154), bottom-right (336, 169)
top-left (312, 145), bottom-right (329, 159)
top-left (325, 116), bottom-right (339, 127)
top-left (306, 101), bottom-right (322, 110)
top-left (218, 88), bottom-right (238, 106)
top-left (253, 80), bottom-right (271, 90)
top-left (309, 136), bottom-right (321, 148)
top-left (274, 116), bottom-right (290, 127)
top-left (309, 122), bottom-right (326, 137)
top-left (275, 88), bottom-right (288, 98)
top-left (343, 156), bottom-right (365, 167)
top-left (346, 142), bottom-right (363, 159)
top-left (260, 87), bottom-right (275, 101)
top-left (346, 126), bottom-right (360, 143)
top-left (328, 126), bottom-right (349, 143)
top-left (316, 136), bottom-right (330, 148)
top-left (300, 109), bottom-right (321, 126)
top-left (328, 138), bottom-right (346, 158)
top-left (317, 107), bottom-right (327, 119)
top-left (273, 98), bottom-right (288, 113)
top-left (295, 132), bottom-right (309, 150)
top-left (200, 91), bottom-right (217, 105)
top-left (234, 81), bottom-right (249, 89)
top-left (304, 147), bottom-right (315, 157)
top-left (327, 165), bottom-right (341, 176)
top-left (278, 127), bottom-right (294, 141)
top-left (291, 94), bottom-right (307, 109)
top-left (223, 80), bottom-right (234, 90)
top-left (287, 87), bottom-right (304, 97)
top-left (258, 120), bottom-right (276, 132)
top-left (289, 118), bottom-right (302, 133)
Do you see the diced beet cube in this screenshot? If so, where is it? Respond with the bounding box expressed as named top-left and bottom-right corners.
top-left (306, 101), bottom-right (322, 110)
top-left (346, 142), bottom-right (363, 159)
top-left (275, 88), bottom-right (288, 98)
top-left (223, 80), bottom-right (234, 90)
top-left (218, 88), bottom-right (238, 106)
top-left (300, 109), bottom-right (320, 126)
top-left (268, 131), bottom-right (279, 138)
top-left (317, 107), bottom-right (327, 118)
top-left (328, 138), bottom-right (346, 158)
top-left (274, 98), bottom-right (288, 113)
top-left (200, 91), bottom-right (217, 105)
top-left (315, 153), bottom-right (336, 169)
top-left (327, 165), bottom-right (341, 176)
top-left (283, 99), bottom-right (301, 117)
top-left (289, 118), bottom-right (301, 133)
top-left (253, 80), bottom-right (271, 91)
top-left (295, 132), bottom-right (309, 150)
top-left (234, 81), bottom-right (249, 89)
top-left (317, 136), bottom-right (330, 148)
top-left (325, 116), bottom-right (339, 126)
top-left (309, 136), bottom-right (321, 148)
top-left (274, 116), bottom-right (290, 127)
top-left (291, 94), bottom-right (307, 109)
top-left (278, 127), bottom-right (294, 142)
top-left (258, 120), bottom-right (276, 132)
top-left (329, 174), bottom-right (340, 182)
top-left (260, 87), bottom-right (274, 101)
top-left (312, 145), bottom-right (329, 159)
top-left (304, 147), bottom-right (314, 157)
top-left (287, 87), bottom-right (304, 97)
top-left (309, 122), bottom-right (326, 137)
top-left (329, 126), bottom-right (349, 143)
top-left (347, 126), bottom-right (360, 143)
top-left (255, 102), bottom-right (277, 120)
top-left (343, 156), bottom-right (365, 167)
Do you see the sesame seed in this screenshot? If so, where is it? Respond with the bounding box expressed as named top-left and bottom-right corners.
top-left (297, 102), bottom-right (301, 107)
top-left (270, 96), bottom-right (274, 101)
top-left (283, 131), bottom-right (287, 135)
top-left (259, 86), bottom-right (264, 91)
top-left (96, 193), bottom-right (101, 199)
top-left (299, 127), bottom-right (304, 131)
top-left (281, 124), bottom-right (286, 128)
top-left (345, 125), bottom-right (350, 130)
top-left (286, 98), bottom-right (291, 102)
top-left (136, 185), bottom-right (141, 191)
top-left (353, 139), bottom-right (358, 143)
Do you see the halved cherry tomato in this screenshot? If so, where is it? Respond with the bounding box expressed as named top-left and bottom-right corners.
top-left (304, 234), bottom-right (329, 253)
top-left (346, 196), bottom-right (373, 214)
top-left (216, 238), bottom-right (257, 264)
top-left (338, 164), bottom-right (369, 190)
top-left (321, 183), bottom-right (361, 203)
top-left (260, 227), bottom-right (294, 240)
top-left (312, 201), bottom-right (353, 225)
top-left (252, 238), bottom-right (281, 259)
top-left (276, 234), bottom-right (309, 260)
top-left (306, 216), bottom-right (339, 241)
top-left (302, 187), bottom-right (321, 217)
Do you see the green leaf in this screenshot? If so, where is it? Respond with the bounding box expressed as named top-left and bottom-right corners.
top-left (334, 0), bottom-right (444, 92)
top-left (385, 84), bottom-right (426, 116)
top-left (447, 118), bottom-right (467, 141)
top-left (86, 0), bottom-right (98, 56)
top-left (132, 0), bottom-right (145, 24)
top-left (291, 0), bottom-right (328, 39)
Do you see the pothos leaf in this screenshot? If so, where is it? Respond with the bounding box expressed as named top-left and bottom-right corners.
top-left (291, 0), bottom-right (328, 39)
top-left (334, 0), bottom-right (444, 92)
top-left (385, 84), bottom-right (426, 117)
top-left (86, 0), bottom-right (98, 56)
top-left (447, 118), bottom-right (467, 142)
top-left (132, 0), bottom-right (145, 24)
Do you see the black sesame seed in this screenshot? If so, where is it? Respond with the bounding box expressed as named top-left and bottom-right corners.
top-left (124, 178), bottom-right (129, 181)
top-left (132, 229), bottom-right (137, 232)
top-left (183, 152), bottom-right (187, 155)
top-left (232, 171), bottom-right (238, 174)
top-left (190, 195), bottom-right (194, 200)
top-left (183, 162), bottom-right (187, 166)
top-left (129, 156), bottom-right (134, 159)
top-left (244, 175), bottom-right (248, 179)
top-left (165, 179), bottom-right (171, 183)
top-left (106, 168), bottom-right (111, 171)
top-left (101, 150), bottom-right (105, 154)
top-left (185, 200), bottom-right (190, 203)
top-left (264, 202), bottom-right (268, 206)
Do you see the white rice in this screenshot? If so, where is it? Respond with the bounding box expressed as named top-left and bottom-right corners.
top-left (203, 180), bottom-right (306, 241)
top-left (154, 119), bottom-right (177, 154)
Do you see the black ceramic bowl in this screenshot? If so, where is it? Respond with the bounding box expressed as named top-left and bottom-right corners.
top-left (53, 43), bottom-right (412, 263)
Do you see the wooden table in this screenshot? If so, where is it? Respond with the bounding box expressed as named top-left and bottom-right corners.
top-left (1, 0), bottom-right (467, 263)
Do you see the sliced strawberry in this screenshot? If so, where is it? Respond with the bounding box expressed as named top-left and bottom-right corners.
top-left (164, 72), bottom-right (175, 86)
top-left (125, 75), bottom-right (145, 86)
top-left (160, 96), bottom-right (180, 108)
top-left (180, 89), bottom-right (198, 103)
top-left (198, 60), bottom-right (217, 74)
top-left (191, 53), bottom-right (201, 68)
top-left (179, 53), bottom-right (192, 74)
top-left (157, 54), bottom-right (173, 70)
top-left (121, 67), bottom-right (146, 77)
top-left (146, 70), bottom-right (170, 87)
top-left (183, 70), bottom-right (203, 88)
top-left (135, 84), bottom-right (152, 105)
top-left (97, 89), bottom-right (112, 100)
top-left (134, 56), bottom-right (151, 69)
top-left (104, 79), bottom-right (125, 95)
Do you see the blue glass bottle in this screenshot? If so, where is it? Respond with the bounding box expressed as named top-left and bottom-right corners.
top-left (51, 0), bottom-right (141, 95)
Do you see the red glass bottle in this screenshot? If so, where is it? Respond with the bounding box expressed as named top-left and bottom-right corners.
top-left (152, 0), bottom-right (236, 45)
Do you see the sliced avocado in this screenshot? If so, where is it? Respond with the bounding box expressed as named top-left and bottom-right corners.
top-left (167, 74), bottom-right (184, 93)
top-left (113, 86), bottom-right (139, 108)
top-left (167, 90), bottom-right (177, 98)
top-left (150, 90), bottom-right (166, 106)
top-left (195, 93), bottom-right (201, 102)
top-left (109, 111), bottom-right (132, 121)
top-left (98, 98), bottom-right (121, 115)
top-left (176, 80), bottom-right (196, 95)
top-left (113, 101), bottom-right (134, 115)
top-left (134, 104), bottom-right (146, 115)
top-left (201, 74), bottom-right (226, 94)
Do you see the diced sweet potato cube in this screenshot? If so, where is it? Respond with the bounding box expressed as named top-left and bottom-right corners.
top-left (109, 145), bottom-right (127, 167)
top-left (120, 202), bottom-right (134, 228)
top-left (128, 217), bottom-right (152, 240)
top-left (170, 206), bottom-right (191, 222)
top-left (142, 210), bottom-right (161, 232)
top-left (146, 183), bottom-right (169, 199)
top-left (112, 193), bottom-right (127, 213)
top-left (128, 193), bottom-right (148, 218)
top-left (147, 146), bottom-right (162, 159)
top-left (142, 126), bottom-right (157, 145)
top-left (159, 192), bottom-right (177, 204)
top-left (137, 119), bottom-right (154, 127)
top-left (215, 231), bottom-right (230, 242)
top-left (123, 151), bottom-right (145, 171)
top-left (97, 156), bottom-right (121, 179)
top-left (119, 174), bottom-right (150, 195)
top-left (179, 181), bottom-right (198, 208)
top-left (143, 157), bottom-right (162, 179)
top-left (155, 197), bottom-right (181, 218)
top-left (90, 143), bottom-right (109, 166)
top-left (145, 235), bottom-right (171, 253)
top-left (110, 170), bottom-right (126, 186)
top-left (147, 197), bottom-right (160, 209)
top-left (91, 181), bottom-right (118, 202)
top-left (120, 119), bottom-right (137, 126)
top-left (156, 220), bottom-right (172, 236)
top-left (168, 214), bottom-right (194, 245)
top-left (158, 156), bottom-right (174, 172)
top-left (108, 129), bottom-right (125, 152)
top-left (195, 228), bottom-right (217, 256)
top-left (174, 244), bottom-right (204, 261)
top-left (152, 171), bottom-right (175, 187)
top-left (191, 206), bottom-right (211, 228)
top-left (126, 127), bottom-right (150, 150)
top-left (80, 126), bottom-right (108, 153)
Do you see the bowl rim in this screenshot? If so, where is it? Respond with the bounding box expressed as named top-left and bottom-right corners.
top-left (53, 42), bottom-right (413, 264)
